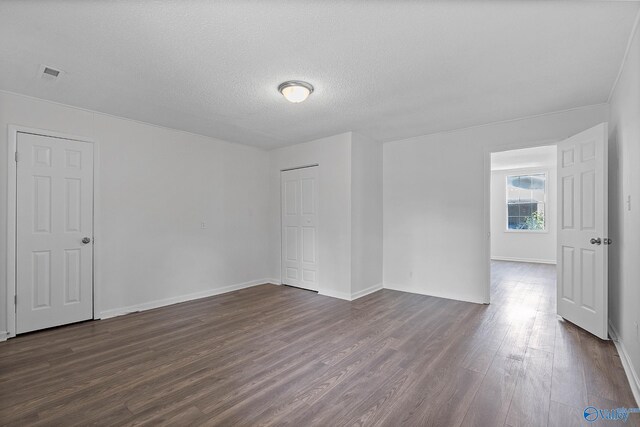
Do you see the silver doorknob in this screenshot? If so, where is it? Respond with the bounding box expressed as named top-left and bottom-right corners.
top-left (82, 237), bottom-right (91, 244)
top-left (590, 238), bottom-right (601, 245)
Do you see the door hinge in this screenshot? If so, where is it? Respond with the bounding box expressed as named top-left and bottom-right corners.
top-left (14, 295), bottom-right (17, 310)
top-left (14, 152), bottom-right (19, 162)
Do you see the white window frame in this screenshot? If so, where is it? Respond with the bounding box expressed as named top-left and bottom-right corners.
top-left (504, 170), bottom-right (548, 233)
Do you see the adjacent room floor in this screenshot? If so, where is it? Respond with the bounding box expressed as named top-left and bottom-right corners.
top-left (0, 261), bottom-right (636, 426)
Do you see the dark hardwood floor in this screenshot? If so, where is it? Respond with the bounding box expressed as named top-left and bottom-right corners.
top-left (1, 261), bottom-right (637, 426)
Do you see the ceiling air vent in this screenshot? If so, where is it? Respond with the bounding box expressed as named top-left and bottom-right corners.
top-left (39, 64), bottom-right (63, 81)
top-left (42, 67), bottom-right (60, 77)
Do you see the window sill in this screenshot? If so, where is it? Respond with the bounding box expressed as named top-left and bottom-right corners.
top-left (504, 229), bottom-right (549, 234)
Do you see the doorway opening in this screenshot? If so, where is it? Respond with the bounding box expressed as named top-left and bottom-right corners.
top-left (485, 123), bottom-right (609, 340)
top-left (489, 145), bottom-right (558, 323)
top-left (489, 145), bottom-right (558, 314)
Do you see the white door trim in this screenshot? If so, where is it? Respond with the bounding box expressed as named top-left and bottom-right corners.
top-left (6, 125), bottom-right (101, 339)
top-left (482, 138), bottom-right (558, 304)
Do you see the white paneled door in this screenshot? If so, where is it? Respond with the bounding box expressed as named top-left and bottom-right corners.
top-left (281, 166), bottom-right (319, 291)
top-left (557, 123), bottom-right (608, 339)
top-left (16, 132), bottom-right (94, 334)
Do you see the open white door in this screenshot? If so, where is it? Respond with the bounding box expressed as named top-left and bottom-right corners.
top-left (557, 123), bottom-right (608, 339)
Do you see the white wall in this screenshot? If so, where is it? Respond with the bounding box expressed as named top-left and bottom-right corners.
top-left (0, 91), bottom-right (271, 333)
top-left (490, 147), bottom-right (557, 264)
top-left (608, 19), bottom-right (640, 401)
top-left (269, 133), bottom-right (353, 300)
top-left (351, 132), bottom-right (383, 297)
top-left (383, 104), bottom-right (608, 304)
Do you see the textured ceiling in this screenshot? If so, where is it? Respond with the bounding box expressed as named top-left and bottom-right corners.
top-left (1, 1), bottom-right (638, 149)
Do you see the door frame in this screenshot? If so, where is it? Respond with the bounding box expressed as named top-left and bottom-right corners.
top-left (280, 163), bottom-right (319, 291)
top-left (482, 138), bottom-right (558, 304)
top-left (5, 125), bottom-right (101, 339)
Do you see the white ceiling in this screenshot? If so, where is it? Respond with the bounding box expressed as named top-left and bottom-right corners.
top-left (492, 145), bottom-right (557, 171)
top-left (1, 1), bottom-right (638, 149)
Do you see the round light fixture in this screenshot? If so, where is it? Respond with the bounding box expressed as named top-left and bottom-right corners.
top-left (278, 80), bottom-right (314, 103)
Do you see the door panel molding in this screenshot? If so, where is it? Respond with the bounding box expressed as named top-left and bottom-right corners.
top-left (6, 125), bottom-right (101, 339)
top-left (483, 138), bottom-right (559, 305)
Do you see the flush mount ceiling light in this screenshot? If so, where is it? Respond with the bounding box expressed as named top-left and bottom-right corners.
top-left (278, 80), bottom-right (314, 103)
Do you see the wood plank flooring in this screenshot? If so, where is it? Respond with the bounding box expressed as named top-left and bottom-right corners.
top-left (0, 261), bottom-right (637, 426)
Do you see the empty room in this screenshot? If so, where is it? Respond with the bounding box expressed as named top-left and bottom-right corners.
top-left (1, 1), bottom-right (639, 426)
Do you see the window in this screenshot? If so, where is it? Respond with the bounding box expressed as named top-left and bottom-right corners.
top-left (506, 173), bottom-right (546, 231)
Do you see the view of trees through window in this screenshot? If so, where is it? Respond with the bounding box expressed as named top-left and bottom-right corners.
top-left (506, 173), bottom-right (546, 230)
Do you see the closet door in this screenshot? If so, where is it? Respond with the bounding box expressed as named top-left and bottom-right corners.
top-left (281, 166), bottom-right (318, 291)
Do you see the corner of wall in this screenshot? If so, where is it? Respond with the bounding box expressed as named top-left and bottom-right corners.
top-left (349, 132), bottom-right (384, 298)
top-left (607, 9), bottom-right (640, 407)
top-left (609, 320), bottom-right (640, 405)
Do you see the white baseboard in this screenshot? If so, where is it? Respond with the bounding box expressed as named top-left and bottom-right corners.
top-left (0, 331), bottom-right (8, 342)
top-left (491, 256), bottom-right (556, 265)
top-left (319, 284), bottom-right (383, 302)
top-left (351, 283), bottom-right (383, 300)
top-left (609, 320), bottom-right (640, 406)
top-left (318, 288), bottom-right (352, 301)
top-left (383, 283), bottom-right (487, 305)
top-left (264, 278), bottom-right (281, 285)
top-left (99, 278), bottom-right (272, 319)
